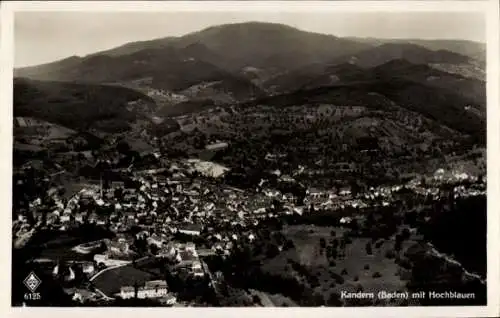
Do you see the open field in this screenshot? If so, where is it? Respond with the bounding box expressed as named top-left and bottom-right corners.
top-left (92, 264), bottom-right (159, 297)
top-left (282, 225), bottom-right (348, 267)
top-left (260, 224), bottom-right (416, 306)
top-left (322, 237), bottom-right (410, 306)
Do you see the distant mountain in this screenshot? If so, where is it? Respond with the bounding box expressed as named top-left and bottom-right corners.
top-left (333, 43), bottom-right (473, 68)
top-left (341, 40), bottom-right (485, 80)
top-left (16, 23), bottom-right (486, 84)
top-left (15, 22), bottom-right (485, 101)
top-left (174, 22), bottom-right (372, 72)
top-left (13, 21), bottom-right (485, 144)
top-left (347, 37), bottom-right (486, 62)
top-left (15, 56), bottom-right (83, 81)
top-left (15, 44), bottom-right (262, 102)
top-left (87, 25), bottom-right (486, 72)
top-left (262, 57), bottom-right (485, 107)
top-left (15, 22), bottom-right (372, 85)
top-left (85, 22), bottom-right (371, 73)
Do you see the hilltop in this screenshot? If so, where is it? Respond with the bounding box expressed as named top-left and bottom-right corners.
top-left (13, 78), bottom-right (179, 135)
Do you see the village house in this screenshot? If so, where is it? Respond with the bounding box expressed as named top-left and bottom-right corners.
top-left (147, 234), bottom-right (165, 248)
top-left (119, 280), bottom-right (169, 299)
top-left (175, 249), bottom-right (204, 277)
top-left (108, 238), bottom-right (130, 254)
top-left (82, 262), bottom-right (95, 276)
top-left (177, 223), bottom-right (203, 236)
top-left (158, 243), bottom-right (177, 258)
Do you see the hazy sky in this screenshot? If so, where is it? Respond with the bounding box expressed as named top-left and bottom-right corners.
top-left (14, 11), bottom-right (485, 67)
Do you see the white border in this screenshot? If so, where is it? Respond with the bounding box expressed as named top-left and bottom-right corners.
top-left (1, 1), bottom-right (499, 318)
top-left (0, 1), bottom-right (493, 12)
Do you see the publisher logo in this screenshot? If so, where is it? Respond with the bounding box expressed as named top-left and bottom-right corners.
top-left (23, 272), bottom-right (41, 292)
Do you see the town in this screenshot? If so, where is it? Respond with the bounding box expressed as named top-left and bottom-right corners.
top-left (11, 11), bottom-right (489, 309)
top-left (12, 142), bottom-right (486, 307)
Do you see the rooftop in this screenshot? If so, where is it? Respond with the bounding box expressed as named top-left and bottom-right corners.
top-left (179, 250), bottom-right (198, 262)
top-left (179, 223), bottom-right (203, 232)
top-left (144, 280), bottom-right (168, 289)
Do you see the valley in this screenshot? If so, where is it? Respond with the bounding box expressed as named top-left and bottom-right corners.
top-left (12, 21), bottom-right (487, 308)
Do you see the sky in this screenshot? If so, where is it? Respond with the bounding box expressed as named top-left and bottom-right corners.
top-left (14, 11), bottom-right (486, 67)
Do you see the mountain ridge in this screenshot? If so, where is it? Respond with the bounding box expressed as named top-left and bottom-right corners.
top-left (13, 21), bottom-right (486, 149)
top-left (16, 22), bottom-right (486, 76)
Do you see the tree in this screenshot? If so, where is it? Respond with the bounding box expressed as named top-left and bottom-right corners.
top-left (284, 239), bottom-right (295, 250)
top-left (394, 238), bottom-right (402, 252)
top-left (401, 228), bottom-right (411, 241)
top-left (385, 250), bottom-right (396, 259)
top-left (327, 292), bottom-right (342, 306)
top-left (150, 244), bottom-right (159, 255)
top-left (365, 242), bottom-right (373, 255)
top-left (252, 295), bottom-right (261, 305)
top-left (332, 239), bottom-right (338, 249)
top-left (319, 238), bottom-right (326, 249)
top-left (133, 281), bottom-right (139, 299)
top-left (265, 244), bottom-right (280, 259)
top-left (312, 293), bottom-right (325, 306)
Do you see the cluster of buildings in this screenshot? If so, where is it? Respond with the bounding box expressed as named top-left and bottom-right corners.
top-left (13, 140), bottom-right (487, 307)
top-left (119, 279), bottom-right (176, 305)
top-left (15, 154), bottom-right (486, 252)
top-left (289, 167), bottom-right (485, 214)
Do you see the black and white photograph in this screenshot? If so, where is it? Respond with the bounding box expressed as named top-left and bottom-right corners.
top-left (2, 1), bottom-right (499, 316)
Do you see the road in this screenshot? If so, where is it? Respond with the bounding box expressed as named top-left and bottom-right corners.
top-left (89, 256), bottom-right (149, 282)
top-left (89, 256), bottom-right (150, 300)
top-left (427, 243), bottom-right (486, 285)
top-left (94, 288), bottom-right (115, 301)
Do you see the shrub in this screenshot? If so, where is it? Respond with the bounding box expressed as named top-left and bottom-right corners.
top-left (332, 239), bottom-right (339, 249)
top-left (385, 250), bottom-right (396, 259)
top-left (401, 228), bottom-right (411, 240)
top-left (365, 242), bottom-right (373, 255)
top-left (320, 238), bottom-right (326, 249)
top-left (372, 272), bottom-right (382, 278)
top-left (336, 275), bottom-right (345, 284)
